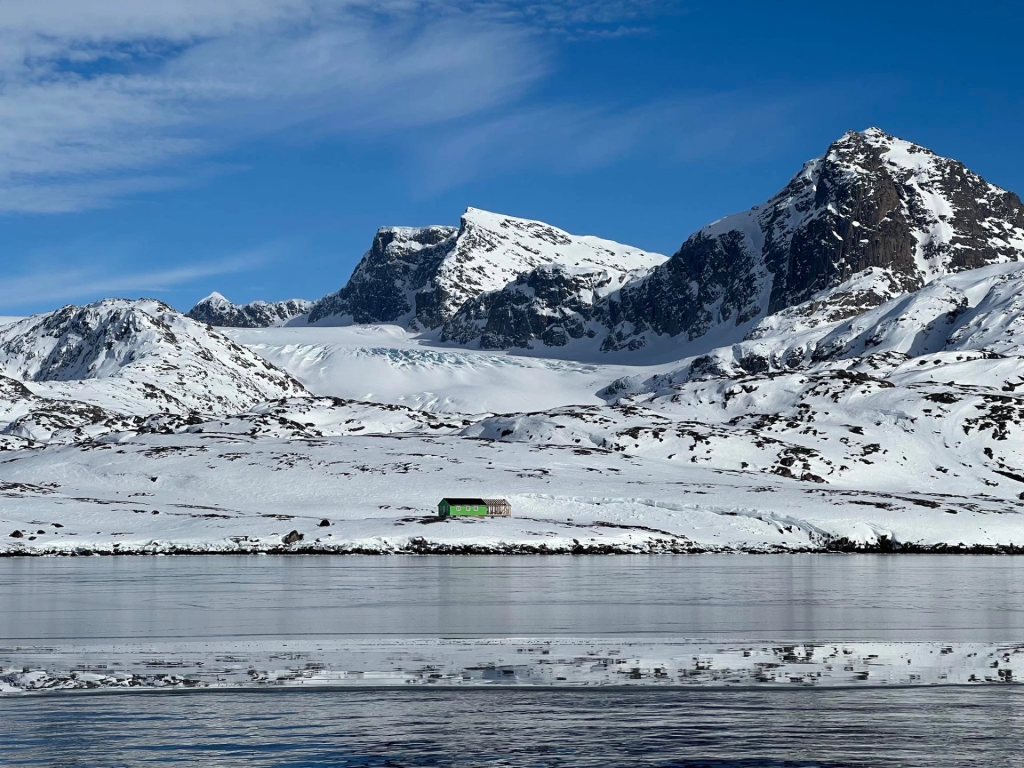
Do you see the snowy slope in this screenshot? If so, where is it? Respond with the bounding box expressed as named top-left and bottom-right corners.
top-left (440, 260), bottom-right (660, 350)
top-left (617, 261), bottom-right (1024, 385)
top-left (431, 208), bottom-right (665, 331)
top-left (473, 361), bottom-right (1024, 497)
top-left (4, 273), bottom-right (1024, 555)
top-left (187, 292), bottom-right (312, 328)
top-left (451, 263), bottom-right (1024, 501)
top-left (0, 299), bottom-right (306, 416)
top-left (306, 208), bottom-right (666, 332)
top-left (0, 374), bottom-right (141, 446)
top-left (225, 324), bottom-right (664, 414)
top-left (4, 430), bottom-right (1024, 556)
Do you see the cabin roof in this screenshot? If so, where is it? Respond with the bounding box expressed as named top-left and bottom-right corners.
top-left (439, 498), bottom-right (510, 505)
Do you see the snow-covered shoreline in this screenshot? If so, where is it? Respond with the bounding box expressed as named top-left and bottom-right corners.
top-left (4, 431), bottom-right (1024, 557)
top-left (3, 638), bottom-right (1022, 696)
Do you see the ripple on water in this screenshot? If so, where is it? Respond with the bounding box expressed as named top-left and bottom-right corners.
top-left (2, 688), bottom-right (1024, 767)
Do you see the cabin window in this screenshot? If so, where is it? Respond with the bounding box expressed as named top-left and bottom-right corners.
top-left (456, 505), bottom-right (461, 511)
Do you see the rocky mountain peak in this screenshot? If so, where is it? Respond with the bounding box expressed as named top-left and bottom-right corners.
top-left (306, 208), bottom-right (666, 332)
top-left (603, 128), bottom-right (1024, 352)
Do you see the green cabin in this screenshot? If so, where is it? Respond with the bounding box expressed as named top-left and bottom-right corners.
top-left (438, 498), bottom-right (512, 518)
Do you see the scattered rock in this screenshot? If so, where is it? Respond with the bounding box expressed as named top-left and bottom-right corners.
top-left (318, 519), bottom-right (331, 527)
top-left (9, 530), bottom-right (23, 538)
top-left (283, 530), bottom-right (304, 545)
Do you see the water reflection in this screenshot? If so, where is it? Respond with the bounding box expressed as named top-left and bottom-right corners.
top-left (2, 555), bottom-right (1024, 643)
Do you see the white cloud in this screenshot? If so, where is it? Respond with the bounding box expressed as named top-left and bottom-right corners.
top-left (414, 90), bottom-right (819, 191)
top-left (0, 175), bottom-right (202, 215)
top-left (0, 0), bottom-right (556, 213)
top-left (0, 0), bottom-right (769, 214)
top-left (0, 248), bottom-right (274, 309)
top-left (0, 0), bottom-right (316, 45)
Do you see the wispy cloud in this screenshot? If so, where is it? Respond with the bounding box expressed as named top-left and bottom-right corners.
top-left (0, 0), bottom-right (572, 213)
top-left (414, 88), bottom-right (839, 192)
top-left (0, 176), bottom-right (200, 215)
top-left (0, 0), bottom-right (687, 214)
top-left (7, 0), bottom-right (858, 218)
top-left (0, 247), bottom-right (274, 310)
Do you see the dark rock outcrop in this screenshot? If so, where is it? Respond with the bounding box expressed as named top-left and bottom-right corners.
top-left (306, 226), bottom-right (458, 328)
top-left (441, 264), bottom-right (614, 349)
top-left (188, 293), bottom-right (312, 328)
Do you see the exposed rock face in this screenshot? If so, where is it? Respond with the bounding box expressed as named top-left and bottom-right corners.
top-left (306, 225), bottom-right (458, 327)
top-left (441, 263), bottom-right (655, 350)
top-left (306, 208), bottom-right (665, 331)
top-left (188, 293), bottom-right (312, 328)
top-left (602, 128), bottom-right (1024, 351)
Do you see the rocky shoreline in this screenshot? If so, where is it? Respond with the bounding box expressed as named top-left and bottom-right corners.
top-left (5, 538), bottom-right (1024, 557)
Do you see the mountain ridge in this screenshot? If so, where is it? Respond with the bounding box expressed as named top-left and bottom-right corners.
top-left (304, 207), bottom-right (667, 333)
top-left (5, 125), bottom-right (1024, 556)
top-left (188, 292), bottom-right (313, 328)
top-left (205, 127), bottom-right (1024, 356)
top-left (0, 298), bottom-right (307, 416)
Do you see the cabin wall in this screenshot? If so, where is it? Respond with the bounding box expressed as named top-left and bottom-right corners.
top-left (438, 501), bottom-right (512, 517)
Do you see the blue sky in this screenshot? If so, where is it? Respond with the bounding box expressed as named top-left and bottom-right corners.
top-left (1, 0), bottom-right (1021, 315)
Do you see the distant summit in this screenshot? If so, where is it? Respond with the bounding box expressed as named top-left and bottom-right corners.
top-left (188, 293), bottom-right (312, 328)
top-left (0, 298), bottom-right (305, 415)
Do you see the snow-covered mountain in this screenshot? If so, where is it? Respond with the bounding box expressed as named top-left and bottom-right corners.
top-left (306, 207), bottom-right (666, 331)
top-left (601, 128), bottom-right (1024, 352)
top-left (7, 128), bottom-right (1024, 555)
top-left (301, 129), bottom-right (1024, 356)
top-left (0, 299), bottom-right (306, 416)
top-left (187, 292), bottom-right (312, 328)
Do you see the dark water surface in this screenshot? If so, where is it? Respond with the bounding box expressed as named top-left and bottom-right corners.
top-left (4, 555), bottom-right (1024, 766)
top-left (4, 687), bottom-right (1024, 767)
top-left (3, 554), bottom-right (1024, 643)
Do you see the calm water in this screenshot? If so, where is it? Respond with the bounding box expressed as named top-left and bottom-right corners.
top-left (4, 555), bottom-right (1024, 767)
top-left (2, 555), bottom-right (1024, 643)
top-left (3, 687), bottom-right (1024, 767)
